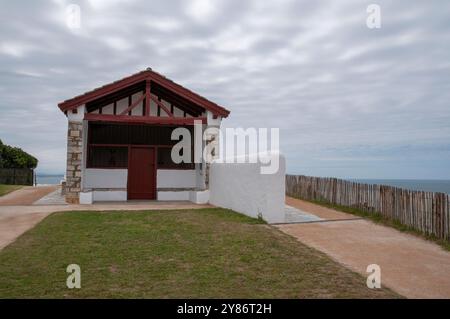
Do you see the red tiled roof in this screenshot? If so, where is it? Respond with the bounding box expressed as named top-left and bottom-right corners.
top-left (57, 68), bottom-right (230, 117)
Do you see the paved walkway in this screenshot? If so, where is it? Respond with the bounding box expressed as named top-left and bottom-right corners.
top-left (277, 197), bottom-right (450, 299)
top-left (33, 187), bottom-right (67, 205)
top-left (283, 205), bottom-right (323, 223)
top-left (0, 186), bottom-right (57, 206)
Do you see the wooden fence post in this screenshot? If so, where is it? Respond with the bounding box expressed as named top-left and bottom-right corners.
top-left (285, 174), bottom-right (450, 241)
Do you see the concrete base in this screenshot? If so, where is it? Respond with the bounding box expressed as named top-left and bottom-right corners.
top-left (189, 190), bottom-right (210, 204)
top-left (79, 191), bottom-right (93, 204)
top-left (93, 190), bottom-right (127, 202)
top-left (157, 191), bottom-right (190, 201)
top-left (79, 189), bottom-right (210, 203)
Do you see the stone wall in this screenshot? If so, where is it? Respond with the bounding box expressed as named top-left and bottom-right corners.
top-left (65, 121), bottom-right (83, 204)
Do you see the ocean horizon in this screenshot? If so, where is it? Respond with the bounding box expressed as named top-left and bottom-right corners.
top-left (349, 178), bottom-right (450, 195)
top-left (35, 174), bottom-right (64, 185)
top-left (36, 174), bottom-right (450, 194)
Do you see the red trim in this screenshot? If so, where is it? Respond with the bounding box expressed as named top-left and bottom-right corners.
top-left (127, 146), bottom-right (157, 200)
top-left (119, 93), bottom-right (145, 115)
top-left (149, 71), bottom-right (229, 117)
top-left (90, 143), bottom-right (179, 148)
top-left (85, 113), bottom-right (206, 125)
top-left (145, 80), bottom-right (151, 116)
top-left (58, 71), bottom-right (149, 111)
top-left (150, 95), bottom-right (173, 117)
top-left (58, 69), bottom-right (230, 117)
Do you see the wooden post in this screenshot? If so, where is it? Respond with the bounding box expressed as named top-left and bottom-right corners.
top-left (145, 79), bottom-right (151, 116)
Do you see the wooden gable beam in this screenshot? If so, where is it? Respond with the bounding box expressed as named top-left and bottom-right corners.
top-left (85, 113), bottom-right (206, 125)
top-left (150, 95), bottom-right (174, 117)
top-left (148, 71), bottom-right (229, 117)
top-left (145, 80), bottom-right (151, 116)
top-left (119, 93), bottom-right (145, 115)
top-left (151, 84), bottom-right (204, 116)
top-left (85, 84), bottom-right (145, 113)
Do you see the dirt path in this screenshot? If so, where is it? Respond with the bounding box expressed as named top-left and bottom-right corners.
top-left (277, 197), bottom-right (450, 299)
top-left (0, 186), bottom-right (57, 205)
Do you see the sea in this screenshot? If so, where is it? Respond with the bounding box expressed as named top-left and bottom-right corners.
top-left (35, 174), bottom-right (65, 185)
top-left (35, 174), bottom-right (450, 195)
top-left (349, 179), bottom-right (450, 195)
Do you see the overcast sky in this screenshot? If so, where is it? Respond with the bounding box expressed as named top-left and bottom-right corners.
top-left (1, 0), bottom-right (449, 179)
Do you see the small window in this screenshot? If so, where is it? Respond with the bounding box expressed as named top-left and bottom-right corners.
top-left (88, 146), bottom-right (128, 168)
top-left (157, 147), bottom-right (194, 169)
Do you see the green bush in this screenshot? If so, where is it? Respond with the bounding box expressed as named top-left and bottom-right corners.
top-left (0, 139), bottom-right (38, 169)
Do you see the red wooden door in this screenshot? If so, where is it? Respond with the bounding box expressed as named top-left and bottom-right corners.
top-left (128, 147), bottom-right (156, 200)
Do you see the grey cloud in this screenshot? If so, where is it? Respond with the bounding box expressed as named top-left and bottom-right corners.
top-left (0, 0), bottom-right (449, 178)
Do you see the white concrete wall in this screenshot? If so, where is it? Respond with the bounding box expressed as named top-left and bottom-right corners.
top-left (83, 169), bottom-right (128, 189)
top-left (157, 191), bottom-right (190, 201)
top-left (209, 154), bottom-right (286, 223)
top-left (195, 163), bottom-right (205, 189)
top-left (67, 104), bottom-right (85, 122)
top-left (189, 190), bottom-right (209, 204)
top-left (157, 169), bottom-right (197, 188)
top-left (93, 190), bottom-right (127, 201)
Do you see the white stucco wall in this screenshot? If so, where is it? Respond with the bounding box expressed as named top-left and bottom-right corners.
top-left (209, 153), bottom-right (286, 224)
top-left (157, 169), bottom-right (197, 188)
top-left (67, 104), bottom-right (85, 122)
top-left (157, 191), bottom-right (190, 201)
top-left (93, 190), bottom-right (127, 201)
top-left (83, 169), bottom-right (128, 189)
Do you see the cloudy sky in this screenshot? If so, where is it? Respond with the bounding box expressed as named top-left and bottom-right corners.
top-left (1, 0), bottom-right (449, 179)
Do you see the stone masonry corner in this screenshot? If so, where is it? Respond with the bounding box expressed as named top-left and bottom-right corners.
top-left (65, 121), bottom-right (83, 204)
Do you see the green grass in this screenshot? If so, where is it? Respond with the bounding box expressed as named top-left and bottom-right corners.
top-left (0, 184), bottom-right (22, 197)
top-left (301, 197), bottom-right (450, 252)
top-left (0, 208), bottom-right (399, 298)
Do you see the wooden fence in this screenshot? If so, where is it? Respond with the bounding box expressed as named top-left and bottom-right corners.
top-left (0, 168), bottom-right (34, 186)
top-left (286, 175), bottom-right (450, 241)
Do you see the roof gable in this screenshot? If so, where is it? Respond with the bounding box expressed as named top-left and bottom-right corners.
top-left (58, 68), bottom-right (230, 117)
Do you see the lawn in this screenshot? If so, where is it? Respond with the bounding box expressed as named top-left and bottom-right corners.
top-left (0, 208), bottom-right (399, 298)
top-left (0, 184), bottom-right (22, 197)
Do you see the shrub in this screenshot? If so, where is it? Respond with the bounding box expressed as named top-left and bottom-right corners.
top-left (0, 139), bottom-right (38, 169)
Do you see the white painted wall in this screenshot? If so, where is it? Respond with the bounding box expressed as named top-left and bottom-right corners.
top-left (93, 190), bottom-right (127, 201)
top-left (83, 169), bottom-right (128, 189)
top-left (84, 169), bottom-right (199, 190)
top-left (114, 96), bottom-right (129, 114)
top-left (189, 190), bottom-right (209, 204)
top-left (209, 153), bottom-right (286, 224)
top-left (131, 91), bottom-right (144, 116)
top-left (157, 191), bottom-right (190, 201)
top-left (67, 104), bottom-right (85, 122)
top-left (195, 163), bottom-right (205, 189)
top-left (157, 169), bottom-right (197, 188)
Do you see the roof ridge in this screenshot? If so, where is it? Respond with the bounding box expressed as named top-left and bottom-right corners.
top-left (57, 68), bottom-right (230, 117)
